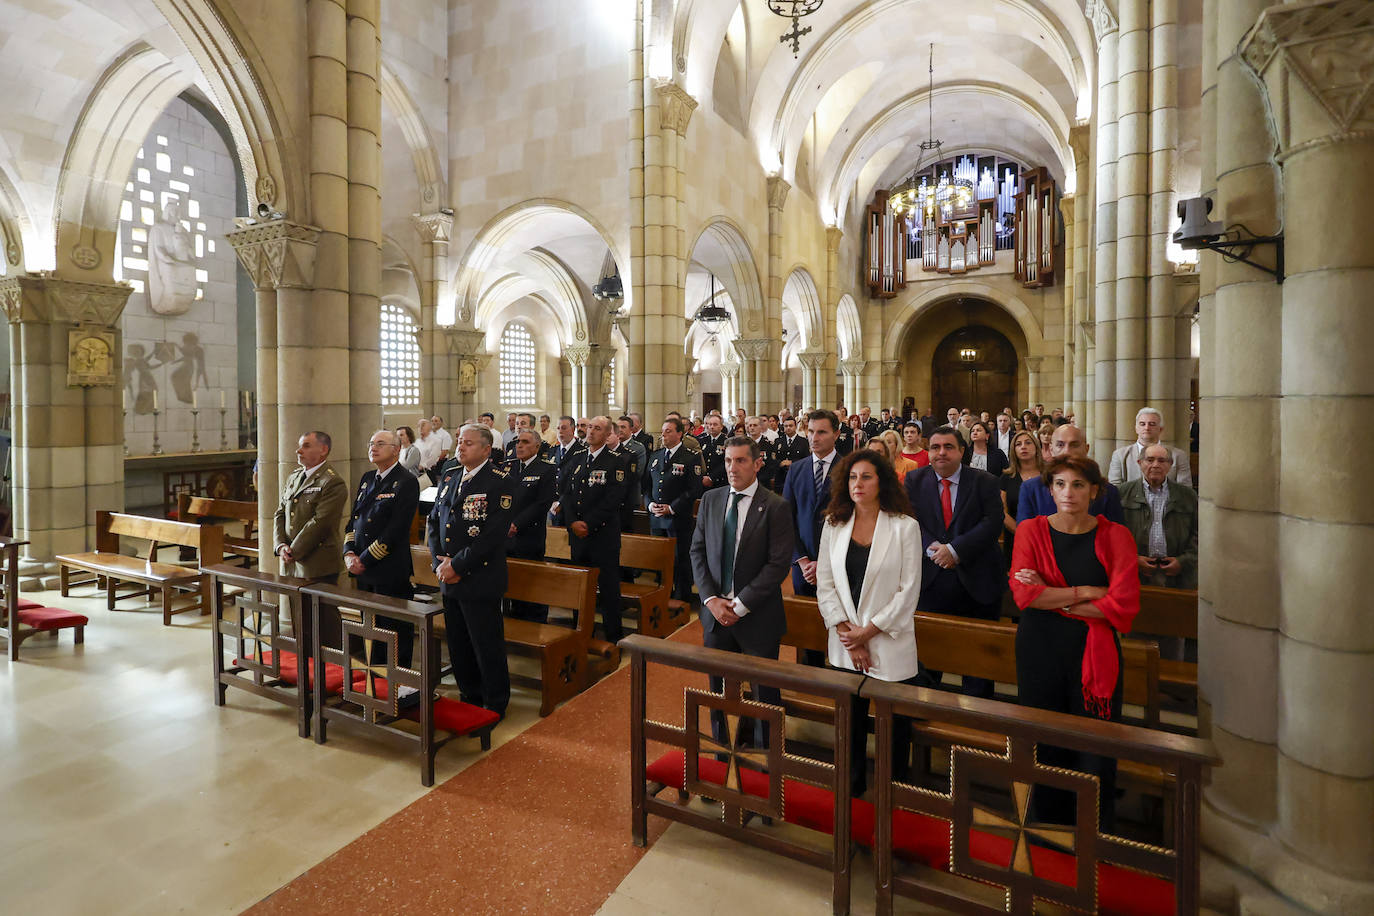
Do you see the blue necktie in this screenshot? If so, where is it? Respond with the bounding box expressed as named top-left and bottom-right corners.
top-left (814, 457), bottom-right (825, 493)
top-left (721, 492), bottom-right (744, 595)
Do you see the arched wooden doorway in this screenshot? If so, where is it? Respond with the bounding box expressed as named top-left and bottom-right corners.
top-left (931, 326), bottom-right (1019, 415)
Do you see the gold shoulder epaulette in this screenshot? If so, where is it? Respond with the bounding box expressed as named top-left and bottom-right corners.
top-left (492, 465), bottom-right (509, 477)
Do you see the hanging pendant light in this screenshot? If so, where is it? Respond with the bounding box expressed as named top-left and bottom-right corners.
top-left (693, 272), bottom-right (731, 338)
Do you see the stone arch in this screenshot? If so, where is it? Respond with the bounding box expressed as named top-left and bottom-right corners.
top-left (884, 279), bottom-right (1044, 362)
top-left (836, 294), bottom-right (862, 359)
top-left (0, 163), bottom-right (31, 273)
top-left (380, 235), bottom-right (422, 311)
top-left (473, 248), bottom-right (588, 349)
top-left (451, 199), bottom-right (623, 331)
top-left (687, 217), bottom-right (766, 334)
top-left (379, 62), bottom-right (446, 209)
top-left (781, 265), bottom-right (822, 349)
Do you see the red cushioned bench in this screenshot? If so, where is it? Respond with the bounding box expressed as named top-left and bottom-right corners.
top-left (646, 751), bottom-right (1176, 916)
top-left (2, 535), bottom-right (91, 661)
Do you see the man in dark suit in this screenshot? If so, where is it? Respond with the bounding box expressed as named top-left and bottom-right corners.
top-left (629, 411), bottom-right (655, 454)
top-left (744, 415), bottom-right (778, 491)
top-left (698, 413), bottom-right (729, 489)
top-left (505, 429), bottom-right (558, 622)
top-left (690, 436), bottom-right (795, 747)
top-left (549, 415), bottom-right (586, 479)
top-left (646, 416), bottom-right (704, 603)
top-left (904, 425), bottom-right (1005, 698)
top-left (782, 409), bottom-right (840, 666)
top-left (428, 424), bottom-right (514, 716)
top-left (774, 415), bottom-right (808, 495)
top-left (558, 416), bottom-right (628, 641)
top-left (344, 429), bottom-right (422, 669)
top-left (612, 417), bottom-right (647, 532)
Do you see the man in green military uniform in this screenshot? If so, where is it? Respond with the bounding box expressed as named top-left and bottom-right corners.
top-left (273, 431), bottom-right (348, 583)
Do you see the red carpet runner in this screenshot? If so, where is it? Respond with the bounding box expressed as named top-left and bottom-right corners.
top-left (245, 622), bottom-right (706, 916)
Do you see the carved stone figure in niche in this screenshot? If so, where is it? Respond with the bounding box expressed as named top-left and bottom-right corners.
top-left (125, 343), bottom-right (164, 415)
top-left (169, 331), bottom-right (209, 404)
top-left (147, 199), bottom-right (198, 316)
top-left (601, 364), bottom-right (613, 396)
top-left (458, 360), bottom-right (476, 392)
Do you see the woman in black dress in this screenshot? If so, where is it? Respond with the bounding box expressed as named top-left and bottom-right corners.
top-left (999, 430), bottom-right (1043, 567)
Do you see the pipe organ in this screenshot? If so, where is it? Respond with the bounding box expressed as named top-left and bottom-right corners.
top-left (866, 154), bottom-right (1057, 297)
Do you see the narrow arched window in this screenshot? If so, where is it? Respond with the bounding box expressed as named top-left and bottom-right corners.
top-left (380, 302), bottom-right (421, 406)
top-left (499, 321), bottom-right (536, 405)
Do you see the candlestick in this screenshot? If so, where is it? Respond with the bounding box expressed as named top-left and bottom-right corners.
top-left (219, 406), bottom-right (228, 450)
top-left (151, 406), bottom-right (163, 456)
top-left (192, 390), bottom-right (198, 409)
top-left (122, 405), bottom-right (128, 457)
top-left (190, 408), bottom-right (201, 453)
top-left (152, 389), bottom-right (158, 412)
top-left (219, 389), bottom-right (225, 410)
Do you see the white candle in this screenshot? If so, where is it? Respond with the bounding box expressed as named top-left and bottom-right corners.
top-left (192, 391), bottom-right (198, 409)
top-left (219, 390), bottom-right (225, 409)
top-left (122, 389), bottom-right (127, 411)
top-left (152, 390), bottom-right (158, 411)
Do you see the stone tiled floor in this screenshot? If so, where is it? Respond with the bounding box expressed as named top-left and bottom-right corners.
top-left (0, 584), bottom-right (545, 915)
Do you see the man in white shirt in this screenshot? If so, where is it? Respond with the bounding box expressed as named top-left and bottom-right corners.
top-left (993, 412), bottom-right (1014, 457)
top-left (414, 418), bottom-right (442, 474)
top-left (1108, 407), bottom-right (1192, 487)
top-left (430, 415), bottom-right (453, 464)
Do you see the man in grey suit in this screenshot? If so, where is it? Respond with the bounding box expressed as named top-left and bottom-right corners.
top-left (690, 436), bottom-right (795, 747)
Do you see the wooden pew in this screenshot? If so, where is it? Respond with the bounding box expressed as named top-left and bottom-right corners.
top-left (409, 544), bottom-right (601, 716)
top-left (1135, 586), bottom-right (1197, 698)
top-left (544, 525), bottom-right (689, 638)
top-left (56, 511), bottom-right (224, 625)
top-left (2, 535), bottom-right (89, 660)
top-left (178, 493), bottom-right (258, 564)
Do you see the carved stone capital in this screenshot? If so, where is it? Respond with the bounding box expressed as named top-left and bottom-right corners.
top-left (654, 80), bottom-right (699, 136)
top-left (825, 226), bottom-right (844, 252)
top-left (0, 273), bottom-right (132, 327)
top-left (797, 349), bottom-right (829, 370)
top-left (839, 358), bottom-right (867, 377)
top-left (1069, 124), bottom-right (1091, 166)
top-left (733, 337), bottom-right (774, 361)
top-left (717, 357), bottom-right (741, 378)
top-left (1024, 356), bottom-right (1045, 372)
top-left (445, 328), bottom-right (486, 357)
top-left (1242, 0), bottom-right (1374, 156)
top-left (226, 219), bottom-right (321, 290)
top-left (412, 210), bottom-right (454, 245)
top-left (879, 359), bottom-right (902, 377)
top-left (563, 344), bottom-right (592, 367)
top-left (1078, 320), bottom-right (1097, 345)
top-left (766, 175), bottom-right (791, 211)
top-left (1087, 0), bottom-right (1118, 42)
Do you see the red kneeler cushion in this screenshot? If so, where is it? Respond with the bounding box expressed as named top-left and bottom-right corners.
top-left (646, 752), bottom-right (1176, 916)
top-left (239, 650), bottom-right (365, 695)
top-left (16, 598), bottom-right (44, 611)
top-left (17, 606), bottom-right (89, 630)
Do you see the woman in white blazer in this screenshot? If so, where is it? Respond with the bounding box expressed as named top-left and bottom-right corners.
top-left (816, 449), bottom-right (922, 796)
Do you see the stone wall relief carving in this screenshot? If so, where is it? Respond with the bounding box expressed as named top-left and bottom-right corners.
top-left (147, 199), bottom-right (198, 315)
top-left (67, 326), bottom-right (117, 387)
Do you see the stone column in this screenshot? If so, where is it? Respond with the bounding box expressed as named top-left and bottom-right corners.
top-left (880, 360), bottom-right (902, 412)
top-left (1146, 0), bottom-right (1182, 433)
top-left (797, 349), bottom-right (826, 413)
top-left (564, 344), bottom-right (591, 419)
top-left (228, 220), bottom-right (321, 565)
top-left (736, 344), bottom-right (753, 416)
top-left (763, 176), bottom-right (790, 409)
top-left (1195, 0), bottom-right (1285, 900)
top-left (345, 0), bottom-right (382, 489)
top-left (1219, 7), bottom-right (1374, 911)
top-left (1112, 0), bottom-right (1150, 451)
top-left (413, 211), bottom-right (454, 423)
top-left (445, 328), bottom-right (487, 424)
top-left (823, 227), bottom-right (843, 408)
top-left (839, 358), bottom-right (866, 414)
top-left (1089, 0), bottom-right (1120, 457)
top-left (0, 275), bottom-right (131, 575)
top-left (1024, 356), bottom-right (1044, 410)
top-left (1059, 194), bottom-right (1077, 411)
top-left (735, 338), bottom-right (773, 416)
top-left (1068, 125), bottom-right (1093, 432)
top-left (630, 79), bottom-right (696, 425)
top-left (299, 0), bottom-right (354, 485)
top-left (718, 357), bottom-right (740, 416)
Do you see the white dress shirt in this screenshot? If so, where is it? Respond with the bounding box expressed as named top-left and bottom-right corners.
top-left (927, 464), bottom-right (964, 563)
top-left (415, 433), bottom-right (441, 471)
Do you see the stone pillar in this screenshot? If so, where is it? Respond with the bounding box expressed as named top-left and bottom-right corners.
top-left (345, 0), bottom-right (382, 489)
top-left (445, 328), bottom-right (487, 424)
top-left (1090, 0), bottom-right (1121, 457)
top-left (798, 349), bottom-right (826, 413)
top-left (735, 338), bottom-right (773, 416)
top-left (1059, 194), bottom-right (1077, 411)
top-left (630, 79), bottom-right (696, 426)
top-left (228, 220), bottom-right (321, 566)
top-left (823, 227), bottom-right (843, 408)
top-left (1112, 0), bottom-right (1150, 451)
top-left (736, 345), bottom-right (754, 416)
top-left (1068, 125), bottom-right (1093, 432)
top-left (763, 176), bottom-right (790, 410)
top-left (839, 359), bottom-right (866, 414)
top-left (299, 0), bottom-right (354, 488)
top-left (1146, 0), bottom-right (1182, 433)
top-left (413, 210), bottom-right (454, 421)
top-left (0, 275), bottom-right (131, 574)
top-left (1024, 356), bottom-right (1044, 409)
top-left (880, 360), bottom-right (902, 412)
top-left (718, 357), bottom-right (740, 416)
top-left (1196, 0), bottom-right (1285, 901)
top-left (564, 344), bottom-right (591, 419)
top-left (1211, 8), bottom-right (1374, 911)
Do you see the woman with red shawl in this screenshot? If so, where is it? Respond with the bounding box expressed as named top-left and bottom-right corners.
top-left (1010, 455), bottom-right (1140, 831)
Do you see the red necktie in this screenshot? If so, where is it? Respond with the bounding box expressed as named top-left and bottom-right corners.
top-left (941, 478), bottom-right (953, 528)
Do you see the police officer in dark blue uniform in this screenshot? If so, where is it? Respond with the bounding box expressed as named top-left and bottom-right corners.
top-left (557, 415), bottom-right (628, 641)
top-left (427, 424), bottom-right (515, 717)
top-left (698, 413), bottom-right (729, 490)
top-left (645, 416), bottom-right (704, 604)
top-left (775, 415), bottom-right (809, 494)
top-left (344, 429), bottom-right (422, 668)
top-left (505, 428), bottom-right (558, 622)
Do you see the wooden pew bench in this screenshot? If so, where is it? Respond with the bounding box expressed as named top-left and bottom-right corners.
top-left (1136, 586), bottom-right (1198, 701)
top-left (178, 494), bottom-right (258, 565)
top-left (545, 525), bottom-right (689, 638)
top-left (56, 511), bottom-right (224, 625)
top-left (2, 535), bottom-right (89, 661)
top-left (410, 544), bottom-right (601, 716)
